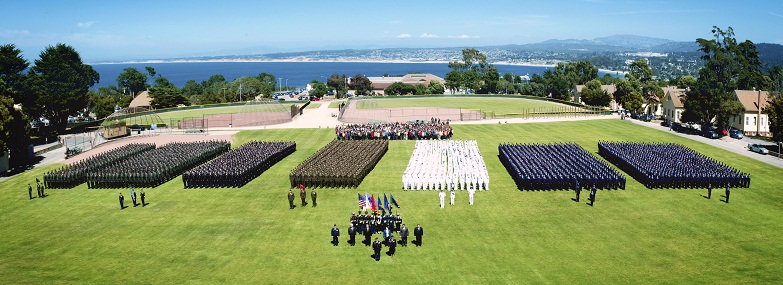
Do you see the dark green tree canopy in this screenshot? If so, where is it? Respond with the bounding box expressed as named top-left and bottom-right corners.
top-left (581, 79), bottom-right (612, 107)
top-left (116, 67), bottom-right (147, 96)
top-left (0, 44), bottom-right (29, 101)
top-left (349, 74), bottom-right (373, 95)
top-left (149, 76), bottom-right (189, 108)
top-left (28, 43), bottom-right (99, 132)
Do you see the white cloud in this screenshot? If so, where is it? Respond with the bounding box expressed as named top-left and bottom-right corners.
top-left (397, 33), bottom-right (411, 39)
top-left (420, 33), bottom-right (438, 38)
top-left (448, 35), bottom-right (480, 39)
top-left (77, 21), bottom-right (96, 28)
top-left (770, 12), bottom-right (783, 19)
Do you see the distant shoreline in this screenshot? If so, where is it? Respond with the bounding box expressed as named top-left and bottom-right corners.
top-left (90, 58), bottom-right (626, 74)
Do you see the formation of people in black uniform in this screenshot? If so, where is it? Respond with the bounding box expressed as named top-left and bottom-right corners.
top-left (290, 140), bottom-right (388, 189)
top-left (331, 208), bottom-right (423, 261)
top-left (44, 143), bottom-right (155, 189)
top-left (183, 141), bottom-right (295, 188)
top-left (598, 142), bottom-right (750, 189)
top-left (88, 140), bottom-right (230, 188)
top-left (499, 143), bottom-right (626, 191)
top-left (335, 118), bottom-right (453, 140)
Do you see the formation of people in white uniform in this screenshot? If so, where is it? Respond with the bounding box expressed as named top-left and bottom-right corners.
top-left (402, 140), bottom-right (490, 191)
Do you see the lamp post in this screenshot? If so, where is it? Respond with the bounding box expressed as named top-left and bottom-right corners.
top-left (285, 79), bottom-right (288, 91)
top-left (278, 78), bottom-right (283, 92)
top-left (222, 87), bottom-right (227, 102)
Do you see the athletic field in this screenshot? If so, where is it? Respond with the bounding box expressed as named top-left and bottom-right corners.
top-left (1, 119), bottom-right (781, 284)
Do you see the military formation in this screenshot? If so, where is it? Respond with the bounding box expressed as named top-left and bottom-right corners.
top-left (598, 142), bottom-right (750, 189)
top-left (335, 118), bottom-right (453, 140)
top-left (499, 143), bottom-right (626, 191)
top-left (44, 143), bottom-right (155, 189)
top-left (87, 140), bottom-right (230, 188)
top-left (183, 141), bottom-right (296, 188)
top-left (290, 140), bottom-right (388, 188)
top-left (402, 140), bottom-right (490, 191)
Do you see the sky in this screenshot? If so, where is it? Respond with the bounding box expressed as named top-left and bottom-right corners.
top-left (2, 0), bottom-right (782, 62)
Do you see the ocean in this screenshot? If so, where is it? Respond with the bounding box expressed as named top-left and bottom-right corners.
top-left (89, 62), bottom-right (618, 90)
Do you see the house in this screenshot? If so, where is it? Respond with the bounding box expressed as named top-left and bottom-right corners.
top-left (367, 74), bottom-right (445, 95)
top-left (730, 90), bottom-right (771, 137)
top-left (573, 84), bottom-right (618, 109)
top-left (661, 87), bottom-right (687, 123)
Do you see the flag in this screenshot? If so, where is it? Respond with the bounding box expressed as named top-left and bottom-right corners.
top-left (383, 193), bottom-right (390, 211)
top-left (364, 193), bottom-right (372, 211)
top-left (358, 193), bottom-right (366, 209)
top-left (390, 194), bottom-right (400, 208)
top-left (377, 196), bottom-right (382, 211)
top-left (371, 194), bottom-right (377, 212)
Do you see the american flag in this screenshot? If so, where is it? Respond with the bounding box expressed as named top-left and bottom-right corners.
top-left (358, 193), bottom-right (367, 209)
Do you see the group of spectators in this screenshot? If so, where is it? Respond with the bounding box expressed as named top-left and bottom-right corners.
top-left (183, 141), bottom-right (296, 188)
top-left (598, 142), bottom-right (750, 189)
top-left (290, 140), bottom-right (388, 188)
top-left (402, 140), bottom-right (489, 191)
top-left (44, 143), bottom-right (155, 189)
top-left (499, 143), bottom-right (626, 191)
top-left (87, 140), bottom-right (230, 188)
top-left (335, 118), bottom-right (453, 140)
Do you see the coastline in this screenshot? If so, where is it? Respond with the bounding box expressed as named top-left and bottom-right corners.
top-left (90, 58), bottom-right (625, 74)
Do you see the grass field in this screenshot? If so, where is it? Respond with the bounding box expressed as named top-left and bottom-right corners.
top-left (355, 97), bottom-right (566, 114)
top-left (2, 119), bottom-right (782, 284)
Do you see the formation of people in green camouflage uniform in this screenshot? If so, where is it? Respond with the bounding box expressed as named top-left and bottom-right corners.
top-left (44, 143), bottom-right (155, 189)
top-left (290, 140), bottom-right (388, 188)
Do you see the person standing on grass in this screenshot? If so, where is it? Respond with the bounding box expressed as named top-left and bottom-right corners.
top-left (439, 190), bottom-right (446, 208)
top-left (130, 187), bottom-right (137, 207)
top-left (388, 236), bottom-right (397, 257)
top-left (450, 189), bottom-right (455, 206)
top-left (300, 186), bottom-right (308, 207)
top-left (140, 190), bottom-right (146, 206)
top-left (119, 193), bottom-right (125, 209)
top-left (414, 224), bottom-right (423, 246)
top-left (589, 184), bottom-right (596, 206)
top-left (373, 238), bottom-right (382, 261)
top-left (348, 223), bottom-right (356, 246)
top-left (311, 188), bottom-right (317, 207)
top-left (725, 183), bottom-right (731, 203)
top-left (399, 224), bottom-right (409, 247)
top-left (468, 185), bottom-right (475, 205)
top-left (707, 183), bottom-right (712, 199)
top-left (574, 180), bottom-right (581, 202)
top-left (28, 184), bottom-right (33, 200)
top-left (331, 224), bottom-right (340, 246)
top-left (288, 190), bottom-right (295, 209)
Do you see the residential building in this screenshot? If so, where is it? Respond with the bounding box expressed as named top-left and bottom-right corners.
top-left (661, 87), bottom-right (687, 123)
top-left (731, 90), bottom-right (771, 137)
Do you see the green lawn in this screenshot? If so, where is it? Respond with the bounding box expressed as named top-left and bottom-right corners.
top-left (356, 97), bottom-right (569, 114)
top-left (1, 119), bottom-right (782, 284)
top-left (328, 101), bottom-right (343, 108)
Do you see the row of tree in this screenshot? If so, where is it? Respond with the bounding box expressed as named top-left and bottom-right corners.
top-left (1, 43), bottom-right (98, 168)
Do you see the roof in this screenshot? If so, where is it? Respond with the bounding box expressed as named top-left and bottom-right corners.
top-left (128, 90), bottom-right (152, 108)
top-left (368, 74), bottom-right (445, 90)
top-left (662, 86), bottom-right (686, 108)
top-left (734, 90), bottom-right (769, 112)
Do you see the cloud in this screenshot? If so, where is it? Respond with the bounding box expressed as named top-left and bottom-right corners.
top-left (77, 21), bottom-right (96, 28)
top-left (592, 9), bottom-right (701, 17)
top-left (448, 35), bottom-right (480, 39)
top-left (770, 12), bottom-right (783, 19)
top-left (397, 34), bottom-right (411, 39)
top-left (420, 33), bottom-right (439, 38)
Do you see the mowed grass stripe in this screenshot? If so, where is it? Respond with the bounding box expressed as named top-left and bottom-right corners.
top-left (0, 119), bottom-right (782, 284)
top-left (355, 97), bottom-right (568, 114)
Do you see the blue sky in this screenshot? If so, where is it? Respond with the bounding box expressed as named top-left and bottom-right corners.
top-left (2, 0), bottom-right (782, 61)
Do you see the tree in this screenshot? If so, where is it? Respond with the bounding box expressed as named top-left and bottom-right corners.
top-left (116, 67), bottom-right (147, 96)
top-left (27, 44), bottom-right (99, 133)
top-left (256, 72), bottom-right (276, 96)
top-left (182, 80), bottom-right (204, 96)
top-left (145, 66), bottom-right (156, 85)
top-left (766, 92), bottom-right (783, 142)
top-left (0, 44), bottom-right (29, 102)
top-left (384, 82), bottom-right (417, 95)
top-left (327, 74), bottom-right (347, 95)
top-left (309, 80), bottom-right (328, 97)
top-left (565, 61), bottom-right (599, 85)
top-left (642, 83), bottom-right (664, 114)
top-left (684, 26), bottom-right (766, 129)
top-left (230, 76), bottom-right (263, 101)
top-left (428, 80), bottom-right (445, 95)
top-left (614, 79), bottom-right (643, 113)
top-left (581, 79), bottom-right (612, 107)
top-left (202, 74), bottom-right (228, 97)
top-left (673, 75), bottom-right (696, 89)
top-left (444, 70), bottom-right (462, 94)
top-left (349, 74), bottom-right (373, 95)
top-left (88, 91), bottom-right (118, 119)
top-left (149, 76), bottom-right (188, 108)
top-left (627, 59), bottom-right (653, 84)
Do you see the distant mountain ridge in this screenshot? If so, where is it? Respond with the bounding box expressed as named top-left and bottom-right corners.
top-left (542, 34), bottom-right (675, 49)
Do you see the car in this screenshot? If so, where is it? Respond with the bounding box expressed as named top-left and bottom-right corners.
top-left (702, 130), bottom-right (719, 139)
top-left (310, 97), bottom-right (320, 101)
top-left (729, 129), bottom-right (744, 139)
top-left (345, 93), bottom-right (354, 97)
top-left (748, 144), bottom-right (769, 154)
top-left (630, 113), bottom-right (640, 120)
top-left (297, 95), bottom-right (310, 100)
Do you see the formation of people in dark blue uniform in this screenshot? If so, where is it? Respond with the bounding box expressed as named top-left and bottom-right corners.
top-left (334, 209), bottom-right (417, 261)
top-left (290, 140), bottom-right (388, 189)
top-left (183, 141), bottom-right (296, 188)
top-left (336, 118), bottom-right (453, 140)
top-left (499, 143), bottom-right (626, 191)
top-left (87, 140), bottom-right (230, 188)
top-left (44, 143), bottom-right (155, 189)
top-left (598, 142), bottom-right (750, 189)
